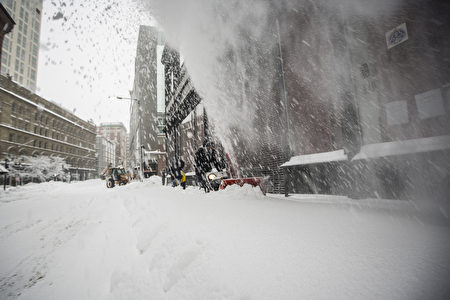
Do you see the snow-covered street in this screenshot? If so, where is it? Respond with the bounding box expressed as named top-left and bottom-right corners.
top-left (0, 179), bottom-right (449, 299)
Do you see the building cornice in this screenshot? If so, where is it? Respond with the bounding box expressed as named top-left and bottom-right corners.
top-left (0, 87), bottom-right (96, 135)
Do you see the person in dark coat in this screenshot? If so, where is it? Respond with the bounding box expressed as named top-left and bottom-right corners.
top-left (170, 158), bottom-right (185, 188)
top-left (194, 140), bottom-right (224, 192)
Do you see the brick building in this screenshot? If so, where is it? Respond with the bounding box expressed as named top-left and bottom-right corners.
top-left (274, 1), bottom-right (450, 201)
top-left (0, 75), bottom-right (97, 180)
top-left (96, 135), bottom-right (115, 175)
top-left (97, 122), bottom-right (127, 168)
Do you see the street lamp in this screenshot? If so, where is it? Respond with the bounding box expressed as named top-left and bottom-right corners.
top-left (110, 96), bottom-right (144, 181)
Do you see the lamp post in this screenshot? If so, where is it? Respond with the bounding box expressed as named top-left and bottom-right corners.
top-left (110, 96), bottom-right (144, 181)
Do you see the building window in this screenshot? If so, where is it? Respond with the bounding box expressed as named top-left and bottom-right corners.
top-left (33, 140), bottom-right (36, 147)
top-left (39, 128), bottom-right (43, 135)
top-left (9, 133), bottom-right (14, 142)
top-left (34, 125), bottom-right (37, 133)
top-left (24, 123), bottom-right (29, 131)
top-left (11, 102), bottom-right (16, 113)
top-left (38, 141), bottom-right (42, 148)
top-left (1, 55), bottom-right (7, 66)
top-left (16, 135), bottom-right (21, 143)
top-left (44, 142), bottom-right (47, 149)
top-left (45, 129), bottom-right (48, 136)
top-left (24, 136), bottom-right (28, 144)
top-left (35, 113), bottom-right (38, 121)
top-left (31, 55), bottom-right (37, 68)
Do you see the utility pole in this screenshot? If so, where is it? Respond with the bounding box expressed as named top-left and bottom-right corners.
top-left (276, 19), bottom-right (291, 197)
top-left (111, 96), bottom-right (144, 181)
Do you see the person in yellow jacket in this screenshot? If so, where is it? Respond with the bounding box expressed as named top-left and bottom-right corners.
top-left (180, 170), bottom-right (186, 190)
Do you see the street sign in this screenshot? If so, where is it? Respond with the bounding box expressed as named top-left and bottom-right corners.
top-left (386, 23), bottom-right (408, 49)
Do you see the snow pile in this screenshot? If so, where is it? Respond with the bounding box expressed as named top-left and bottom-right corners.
top-left (0, 180), bottom-right (449, 299)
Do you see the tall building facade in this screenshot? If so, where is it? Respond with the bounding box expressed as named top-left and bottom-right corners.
top-left (0, 4), bottom-right (15, 69)
top-left (162, 47), bottom-right (211, 177)
top-left (0, 0), bottom-right (42, 92)
top-left (0, 75), bottom-right (97, 180)
top-left (129, 25), bottom-right (166, 177)
top-left (161, 1), bottom-right (450, 202)
top-left (96, 135), bottom-right (116, 175)
top-left (97, 122), bottom-right (127, 168)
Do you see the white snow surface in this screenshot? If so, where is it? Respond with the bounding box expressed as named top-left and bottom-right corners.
top-left (1, 178), bottom-right (449, 299)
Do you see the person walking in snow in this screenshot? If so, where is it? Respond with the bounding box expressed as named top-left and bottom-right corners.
top-left (170, 158), bottom-right (185, 188)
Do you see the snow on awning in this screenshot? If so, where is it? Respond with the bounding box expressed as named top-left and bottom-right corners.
top-left (280, 149), bottom-right (348, 167)
top-left (353, 134), bottom-right (450, 160)
top-left (145, 150), bottom-right (167, 155)
top-left (281, 135), bottom-right (450, 167)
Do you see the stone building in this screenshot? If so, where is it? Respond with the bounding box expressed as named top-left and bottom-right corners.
top-left (96, 135), bottom-right (115, 175)
top-left (97, 122), bottom-right (127, 168)
top-left (0, 3), bottom-right (14, 69)
top-left (0, 75), bottom-right (97, 180)
top-left (0, 0), bottom-right (43, 92)
top-left (129, 25), bottom-right (166, 177)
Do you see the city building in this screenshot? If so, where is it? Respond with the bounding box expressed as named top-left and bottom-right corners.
top-left (96, 135), bottom-right (116, 175)
top-left (160, 1), bottom-right (450, 201)
top-left (97, 122), bottom-right (127, 168)
top-left (129, 25), bottom-right (166, 177)
top-left (0, 75), bottom-right (97, 180)
top-left (162, 47), bottom-right (211, 177)
top-left (0, 3), bottom-right (15, 69)
top-left (275, 1), bottom-right (450, 201)
top-left (0, 0), bottom-right (43, 92)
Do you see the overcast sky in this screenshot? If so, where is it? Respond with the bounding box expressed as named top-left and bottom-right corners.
top-left (36, 0), bottom-right (153, 132)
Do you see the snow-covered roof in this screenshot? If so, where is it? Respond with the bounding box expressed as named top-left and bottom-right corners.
top-left (281, 149), bottom-right (348, 167)
top-left (353, 134), bottom-right (450, 160)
